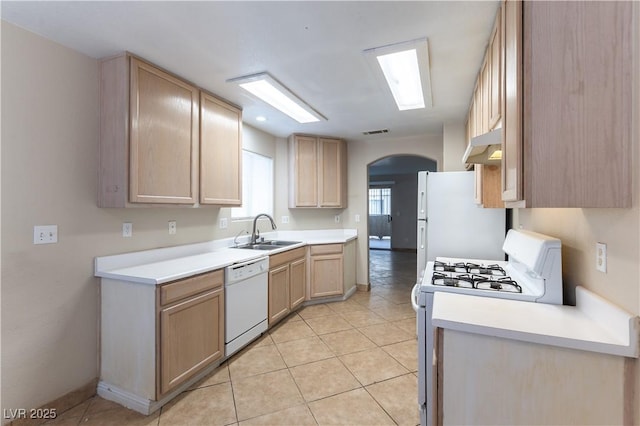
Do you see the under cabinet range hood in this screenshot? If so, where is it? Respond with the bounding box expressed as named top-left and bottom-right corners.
top-left (462, 128), bottom-right (502, 165)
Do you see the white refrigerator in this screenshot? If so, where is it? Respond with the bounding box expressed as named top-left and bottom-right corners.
top-left (416, 171), bottom-right (506, 282)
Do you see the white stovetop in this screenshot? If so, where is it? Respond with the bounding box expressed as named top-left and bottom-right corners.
top-left (431, 286), bottom-right (640, 358)
top-left (95, 229), bottom-right (357, 285)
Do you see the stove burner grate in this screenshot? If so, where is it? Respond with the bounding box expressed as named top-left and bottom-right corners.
top-left (431, 271), bottom-right (474, 288)
top-left (475, 277), bottom-right (522, 293)
top-left (431, 271), bottom-right (522, 293)
top-left (465, 263), bottom-right (506, 276)
top-left (433, 261), bottom-right (506, 276)
top-left (434, 261), bottom-right (467, 273)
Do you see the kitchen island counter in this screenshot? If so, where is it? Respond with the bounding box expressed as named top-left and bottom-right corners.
top-left (432, 286), bottom-right (639, 358)
top-left (95, 229), bottom-right (357, 285)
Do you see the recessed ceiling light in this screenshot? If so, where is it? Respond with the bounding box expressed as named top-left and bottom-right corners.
top-left (256, 116), bottom-right (267, 122)
top-left (228, 72), bottom-right (326, 124)
top-left (364, 38), bottom-right (433, 111)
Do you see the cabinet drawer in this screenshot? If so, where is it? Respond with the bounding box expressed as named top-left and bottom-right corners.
top-left (309, 244), bottom-right (343, 256)
top-left (269, 247), bottom-right (307, 269)
top-left (160, 270), bottom-right (223, 306)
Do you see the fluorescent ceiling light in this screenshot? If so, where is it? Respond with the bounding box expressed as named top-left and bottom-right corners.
top-left (364, 38), bottom-right (433, 111)
top-left (228, 73), bottom-right (325, 124)
top-left (377, 49), bottom-right (424, 110)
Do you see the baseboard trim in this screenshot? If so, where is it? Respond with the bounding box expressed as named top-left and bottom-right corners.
top-left (356, 283), bottom-right (371, 292)
top-left (7, 378), bottom-right (97, 426)
top-left (97, 361), bottom-right (219, 415)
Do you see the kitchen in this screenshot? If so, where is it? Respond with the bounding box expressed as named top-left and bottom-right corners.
top-left (2, 1), bottom-right (639, 426)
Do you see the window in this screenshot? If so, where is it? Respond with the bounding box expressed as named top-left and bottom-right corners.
top-left (369, 187), bottom-right (391, 215)
top-left (232, 150), bottom-right (273, 219)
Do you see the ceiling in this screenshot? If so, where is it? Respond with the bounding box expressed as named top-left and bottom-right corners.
top-left (1, 1), bottom-right (499, 142)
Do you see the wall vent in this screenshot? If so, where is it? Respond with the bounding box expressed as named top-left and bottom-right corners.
top-left (362, 129), bottom-right (389, 135)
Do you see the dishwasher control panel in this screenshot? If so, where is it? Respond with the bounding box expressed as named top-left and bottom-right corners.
top-left (225, 257), bottom-right (269, 284)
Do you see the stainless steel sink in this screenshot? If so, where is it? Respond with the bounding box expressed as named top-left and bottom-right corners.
top-left (233, 240), bottom-right (302, 250)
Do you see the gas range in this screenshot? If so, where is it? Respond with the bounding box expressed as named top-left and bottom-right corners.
top-left (418, 229), bottom-right (564, 304)
top-left (415, 229), bottom-right (564, 426)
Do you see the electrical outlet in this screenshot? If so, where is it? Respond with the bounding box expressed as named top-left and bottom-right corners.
top-left (219, 218), bottom-right (228, 229)
top-left (281, 216), bottom-right (289, 224)
top-left (33, 225), bottom-right (58, 244)
top-left (596, 242), bottom-right (607, 273)
top-left (122, 222), bottom-right (132, 238)
top-left (334, 215), bottom-right (341, 223)
top-left (168, 220), bottom-right (177, 235)
top-left (355, 214), bottom-right (360, 223)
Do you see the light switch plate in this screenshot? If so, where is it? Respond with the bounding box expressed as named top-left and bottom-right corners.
top-left (33, 225), bottom-right (58, 244)
top-left (122, 222), bottom-right (132, 238)
top-left (596, 242), bottom-right (607, 273)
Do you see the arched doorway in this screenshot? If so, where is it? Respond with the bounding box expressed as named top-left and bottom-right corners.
top-left (367, 155), bottom-right (436, 289)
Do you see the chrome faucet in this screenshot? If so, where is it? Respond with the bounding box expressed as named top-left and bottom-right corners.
top-left (251, 213), bottom-right (277, 244)
top-left (233, 229), bottom-right (249, 247)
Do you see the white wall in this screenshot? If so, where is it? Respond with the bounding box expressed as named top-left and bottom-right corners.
top-left (0, 22), bottom-right (344, 414)
top-left (442, 121), bottom-right (467, 172)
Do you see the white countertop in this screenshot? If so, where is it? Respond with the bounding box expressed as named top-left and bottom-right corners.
top-left (95, 229), bottom-right (357, 285)
top-left (431, 286), bottom-right (639, 358)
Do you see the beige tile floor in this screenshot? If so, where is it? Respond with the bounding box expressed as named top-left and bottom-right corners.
top-left (46, 251), bottom-right (418, 426)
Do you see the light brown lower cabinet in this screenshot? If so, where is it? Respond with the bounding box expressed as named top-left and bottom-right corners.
top-left (309, 244), bottom-right (344, 299)
top-left (268, 247), bottom-right (307, 326)
top-left (158, 270), bottom-right (224, 397)
top-left (438, 329), bottom-right (633, 425)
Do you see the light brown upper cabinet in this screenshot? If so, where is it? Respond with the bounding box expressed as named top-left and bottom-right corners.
top-left (488, 6), bottom-right (502, 130)
top-left (99, 53), bottom-right (242, 208)
top-left (200, 92), bottom-right (242, 206)
top-left (99, 54), bottom-right (199, 207)
top-left (502, 0), bottom-right (632, 208)
top-left (466, 4), bottom-right (505, 209)
top-left (289, 135), bottom-right (347, 208)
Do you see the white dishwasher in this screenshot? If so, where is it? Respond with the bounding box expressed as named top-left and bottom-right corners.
top-left (224, 256), bottom-right (269, 357)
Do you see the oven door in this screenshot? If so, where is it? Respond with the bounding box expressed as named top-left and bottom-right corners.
top-left (417, 289), bottom-right (435, 426)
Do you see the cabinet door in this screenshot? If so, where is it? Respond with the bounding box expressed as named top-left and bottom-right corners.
top-left (200, 92), bottom-right (242, 205)
top-left (159, 287), bottom-right (224, 396)
top-left (488, 5), bottom-right (502, 129)
top-left (481, 165), bottom-right (504, 208)
top-left (268, 264), bottom-right (290, 325)
top-left (523, 1), bottom-right (632, 207)
top-left (289, 258), bottom-right (306, 310)
top-left (502, 0), bottom-right (523, 204)
top-left (318, 138), bottom-right (346, 208)
top-left (473, 77), bottom-right (483, 137)
top-left (129, 58), bottom-right (199, 204)
top-left (480, 60), bottom-right (490, 135)
top-left (474, 166), bottom-right (483, 205)
top-left (309, 254), bottom-right (343, 298)
top-left (290, 136), bottom-right (318, 207)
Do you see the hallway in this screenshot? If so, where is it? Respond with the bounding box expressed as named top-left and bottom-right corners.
top-left (369, 249), bottom-right (416, 290)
